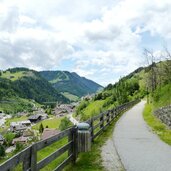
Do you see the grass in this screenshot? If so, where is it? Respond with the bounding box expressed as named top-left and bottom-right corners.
top-left (80, 100), bottom-right (105, 120)
top-left (143, 103), bottom-right (171, 145)
top-left (65, 112), bottom-right (124, 171)
top-left (153, 84), bottom-right (171, 109)
top-left (5, 115), bottom-right (28, 126)
top-left (62, 92), bottom-right (79, 102)
top-left (0, 97), bottom-right (35, 114)
top-left (38, 138), bottom-right (68, 171)
top-left (32, 117), bottom-right (63, 130)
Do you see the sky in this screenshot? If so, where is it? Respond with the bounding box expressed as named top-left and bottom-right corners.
top-left (0, 0), bottom-right (171, 86)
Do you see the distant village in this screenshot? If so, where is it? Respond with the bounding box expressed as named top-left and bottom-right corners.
top-left (0, 103), bottom-right (77, 155)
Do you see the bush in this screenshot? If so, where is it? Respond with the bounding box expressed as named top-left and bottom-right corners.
top-left (39, 123), bottom-right (44, 133)
top-left (0, 144), bottom-right (5, 157)
top-left (4, 132), bottom-right (15, 146)
top-left (59, 117), bottom-right (72, 131)
top-left (15, 142), bottom-right (24, 153)
top-left (75, 101), bottom-right (89, 116)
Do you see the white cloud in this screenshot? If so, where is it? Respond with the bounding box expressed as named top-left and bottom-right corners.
top-left (0, 0), bottom-right (171, 85)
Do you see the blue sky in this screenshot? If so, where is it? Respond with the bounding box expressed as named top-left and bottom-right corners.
top-left (0, 0), bottom-right (171, 86)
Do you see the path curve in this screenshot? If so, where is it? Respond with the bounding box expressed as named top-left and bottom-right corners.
top-left (114, 101), bottom-right (171, 171)
top-left (68, 113), bottom-right (79, 125)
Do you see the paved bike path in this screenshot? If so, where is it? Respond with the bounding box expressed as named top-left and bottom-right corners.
top-left (114, 101), bottom-right (171, 171)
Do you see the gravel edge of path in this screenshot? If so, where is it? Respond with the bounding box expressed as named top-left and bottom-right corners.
top-left (101, 131), bottom-right (125, 171)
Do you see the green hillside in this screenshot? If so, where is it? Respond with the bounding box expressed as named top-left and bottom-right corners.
top-left (39, 71), bottom-right (103, 99)
top-left (0, 68), bottom-right (69, 113)
top-left (76, 60), bottom-right (171, 121)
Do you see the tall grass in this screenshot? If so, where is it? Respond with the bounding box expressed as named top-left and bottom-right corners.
top-left (143, 103), bottom-right (171, 145)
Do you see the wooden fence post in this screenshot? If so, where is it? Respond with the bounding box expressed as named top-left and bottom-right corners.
top-left (31, 144), bottom-right (37, 171)
top-left (106, 112), bottom-right (110, 123)
top-left (100, 113), bottom-right (104, 130)
top-left (68, 130), bottom-right (73, 157)
top-left (90, 118), bottom-right (94, 142)
top-left (23, 147), bottom-right (31, 171)
top-left (72, 127), bottom-right (78, 163)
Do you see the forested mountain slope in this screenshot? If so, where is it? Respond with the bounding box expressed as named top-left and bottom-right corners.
top-left (40, 71), bottom-right (103, 98)
top-left (0, 68), bottom-right (69, 113)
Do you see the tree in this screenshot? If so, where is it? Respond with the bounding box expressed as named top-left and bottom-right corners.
top-left (0, 144), bottom-right (5, 157)
top-left (39, 123), bottom-right (44, 133)
top-left (59, 117), bottom-right (71, 131)
top-left (4, 132), bottom-right (15, 146)
top-left (144, 49), bottom-right (158, 96)
top-left (15, 142), bottom-right (24, 153)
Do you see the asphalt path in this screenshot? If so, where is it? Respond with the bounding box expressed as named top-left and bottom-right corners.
top-left (114, 101), bottom-right (171, 171)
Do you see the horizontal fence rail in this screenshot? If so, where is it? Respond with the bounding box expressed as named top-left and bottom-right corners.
top-left (0, 99), bottom-right (140, 171)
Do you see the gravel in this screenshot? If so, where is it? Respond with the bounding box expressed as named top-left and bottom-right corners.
top-left (101, 137), bottom-right (125, 171)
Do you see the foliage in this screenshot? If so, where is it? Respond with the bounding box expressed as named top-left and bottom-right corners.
top-left (75, 100), bottom-right (89, 116)
top-left (4, 132), bottom-right (15, 146)
top-left (0, 68), bottom-right (70, 110)
top-left (59, 117), bottom-right (72, 131)
top-left (39, 123), bottom-right (44, 133)
top-left (153, 83), bottom-right (171, 109)
top-left (40, 71), bottom-right (103, 98)
top-left (0, 145), bottom-right (5, 157)
top-left (143, 103), bottom-right (171, 145)
top-left (14, 142), bottom-right (24, 153)
top-left (45, 108), bottom-right (52, 115)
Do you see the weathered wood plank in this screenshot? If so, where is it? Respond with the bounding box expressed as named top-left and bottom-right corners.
top-left (53, 154), bottom-right (73, 171)
top-left (93, 120), bottom-right (103, 130)
top-left (31, 144), bottom-right (37, 171)
top-left (36, 128), bottom-right (72, 151)
top-left (72, 128), bottom-right (78, 163)
top-left (0, 146), bottom-right (31, 171)
top-left (68, 130), bottom-right (73, 157)
top-left (90, 118), bottom-right (94, 141)
top-left (23, 147), bottom-right (31, 171)
top-left (37, 141), bottom-right (73, 170)
top-left (77, 131), bottom-right (91, 152)
top-left (100, 114), bottom-right (104, 130)
top-left (93, 128), bottom-right (103, 139)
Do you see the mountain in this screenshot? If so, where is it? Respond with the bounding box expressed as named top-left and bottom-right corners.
top-left (39, 71), bottom-right (103, 99)
top-left (0, 68), bottom-right (69, 104)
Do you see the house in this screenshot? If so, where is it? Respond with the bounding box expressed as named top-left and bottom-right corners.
top-left (41, 128), bottom-right (60, 140)
top-left (12, 136), bottom-right (28, 145)
top-left (40, 114), bottom-right (48, 120)
top-left (10, 120), bottom-right (31, 132)
top-left (53, 104), bottom-right (75, 116)
top-left (0, 134), bottom-right (4, 144)
top-left (28, 114), bottom-right (42, 123)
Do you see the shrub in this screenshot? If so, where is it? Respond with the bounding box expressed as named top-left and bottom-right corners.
top-left (0, 144), bottom-right (5, 157)
top-left (59, 117), bottom-right (72, 131)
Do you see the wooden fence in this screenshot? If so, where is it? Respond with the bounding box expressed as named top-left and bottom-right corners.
top-left (0, 99), bottom-right (140, 171)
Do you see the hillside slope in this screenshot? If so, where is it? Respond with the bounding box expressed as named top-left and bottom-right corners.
top-left (0, 68), bottom-right (69, 104)
top-left (40, 71), bottom-right (103, 98)
top-left (76, 60), bottom-right (171, 121)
